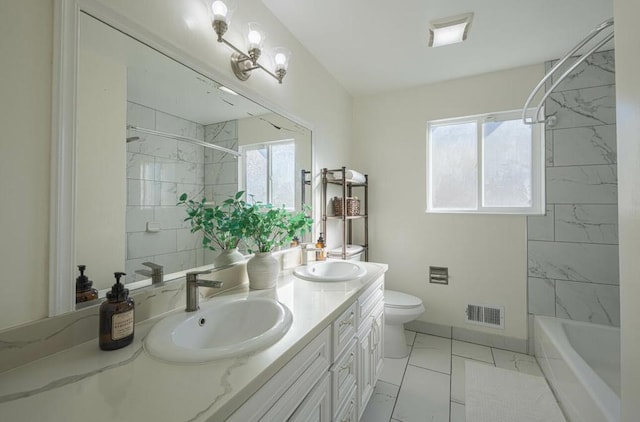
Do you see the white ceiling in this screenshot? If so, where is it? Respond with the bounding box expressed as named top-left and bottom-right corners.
top-left (262, 0), bottom-right (613, 96)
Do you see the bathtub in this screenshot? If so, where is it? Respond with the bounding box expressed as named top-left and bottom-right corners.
top-left (534, 316), bottom-right (620, 422)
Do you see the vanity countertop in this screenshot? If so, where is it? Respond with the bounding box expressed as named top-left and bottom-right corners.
top-left (0, 262), bottom-right (387, 422)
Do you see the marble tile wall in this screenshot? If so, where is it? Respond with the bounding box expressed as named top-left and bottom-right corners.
top-left (527, 50), bottom-right (619, 327)
top-left (204, 120), bottom-right (239, 207)
top-left (125, 102), bottom-right (208, 282)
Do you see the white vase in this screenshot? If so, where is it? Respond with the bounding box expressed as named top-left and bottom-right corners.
top-left (247, 252), bottom-right (279, 290)
top-left (213, 248), bottom-right (244, 268)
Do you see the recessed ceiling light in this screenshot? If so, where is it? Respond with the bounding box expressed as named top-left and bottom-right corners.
top-left (218, 85), bottom-right (238, 95)
top-left (428, 13), bottom-right (474, 48)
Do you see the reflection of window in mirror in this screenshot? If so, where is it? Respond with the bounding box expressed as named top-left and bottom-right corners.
top-left (242, 140), bottom-right (295, 209)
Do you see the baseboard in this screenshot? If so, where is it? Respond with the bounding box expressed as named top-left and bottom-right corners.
top-left (405, 320), bottom-right (452, 338)
top-left (405, 320), bottom-right (528, 354)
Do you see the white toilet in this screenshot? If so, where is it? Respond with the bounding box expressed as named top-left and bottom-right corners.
top-left (384, 290), bottom-right (425, 358)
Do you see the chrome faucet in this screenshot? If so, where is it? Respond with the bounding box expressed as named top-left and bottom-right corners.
top-left (185, 271), bottom-right (224, 312)
top-left (301, 243), bottom-right (324, 265)
top-left (136, 261), bottom-right (164, 284)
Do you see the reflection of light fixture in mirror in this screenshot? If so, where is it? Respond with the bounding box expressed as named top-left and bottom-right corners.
top-left (209, 0), bottom-right (290, 84)
top-left (428, 13), bottom-right (473, 47)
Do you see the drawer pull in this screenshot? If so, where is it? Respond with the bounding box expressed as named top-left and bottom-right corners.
top-left (370, 316), bottom-right (380, 350)
top-left (339, 312), bottom-right (355, 328)
top-left (341, 400), bottom-right (355, 422)
top-left (339, 353), bottom-right (355, 373)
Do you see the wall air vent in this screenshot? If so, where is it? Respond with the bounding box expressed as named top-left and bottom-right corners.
top-left (465, 304), bottom-right (505, 329)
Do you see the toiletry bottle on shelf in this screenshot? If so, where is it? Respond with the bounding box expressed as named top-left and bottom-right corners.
top-left (315, 233), bottom-right (326, 261)
top-left (75, 265), bottom-right (98, 304)
top-left (99, 272), bottom-right (135, 351)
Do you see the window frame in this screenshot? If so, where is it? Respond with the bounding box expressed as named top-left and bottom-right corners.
top-left (240, 139), bottom-right (296, 209)
top-left (426, 109), bottom-right (545, 215)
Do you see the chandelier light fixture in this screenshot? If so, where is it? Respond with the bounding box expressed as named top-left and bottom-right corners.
top-left (209, 0), bottom-right (291, 84)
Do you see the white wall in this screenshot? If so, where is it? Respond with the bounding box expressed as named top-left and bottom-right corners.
top-left (613, 0), bottom-right (640, 419)
top-left (0, 0), bottom-right (52, 329)
top-left (352, 64), bottom-right (544, 339)
top-left (76, 49), bottom-right (127, 289)
top-left (0, 0), bottom-right (352, 330)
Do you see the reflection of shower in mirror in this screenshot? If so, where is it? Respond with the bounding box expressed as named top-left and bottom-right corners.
top-left (49, 11), bottom-right (313, 312)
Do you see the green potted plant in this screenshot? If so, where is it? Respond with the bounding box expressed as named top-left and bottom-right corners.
top-left (242, 200), bottom-right (313, 289)
top-left (177, 191), bottom-right (248, 267)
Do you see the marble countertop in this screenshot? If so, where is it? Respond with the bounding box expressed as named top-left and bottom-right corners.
top-left (0, 262), bottom-right (387, 422)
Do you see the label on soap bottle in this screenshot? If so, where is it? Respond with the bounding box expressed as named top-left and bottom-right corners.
top-left (112, 310), bottom-right (134, 340)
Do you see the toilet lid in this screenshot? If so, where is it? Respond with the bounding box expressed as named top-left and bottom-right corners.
top-left (327, 244), bottom-right (364, 257)
top-left (385, 290), bottom-right (423, 309)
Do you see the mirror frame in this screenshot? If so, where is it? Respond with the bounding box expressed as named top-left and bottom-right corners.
top-left (51, 0), bottom-right (314, 316)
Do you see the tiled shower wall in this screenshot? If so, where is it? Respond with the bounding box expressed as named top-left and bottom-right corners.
top-left (204, 120), bottom-right (239, 206)
top-left (527, 50), bottom-right (619, 326)
top-left (125, 102), bottom-right (208, 282)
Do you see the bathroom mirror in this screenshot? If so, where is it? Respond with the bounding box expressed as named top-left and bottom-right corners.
top-left (60, 11), bottom-right (311, 310)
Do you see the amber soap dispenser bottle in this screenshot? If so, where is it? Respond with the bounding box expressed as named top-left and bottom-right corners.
top-left (75, 265), bottom-right (98, 304)
top-left (99, 272), bottom-right (135, 351)
top-left (315, 233), bottom-right (326, 261)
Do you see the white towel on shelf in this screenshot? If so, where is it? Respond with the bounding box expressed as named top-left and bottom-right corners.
top-left (332, 169), bottom-right (366, 184)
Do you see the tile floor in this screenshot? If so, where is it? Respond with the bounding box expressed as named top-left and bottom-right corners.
top-left (360, 330), bottom-right (544, 422)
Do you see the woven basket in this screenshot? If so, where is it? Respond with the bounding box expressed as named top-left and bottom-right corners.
top-left (333, 197), bottom-right (360, 216)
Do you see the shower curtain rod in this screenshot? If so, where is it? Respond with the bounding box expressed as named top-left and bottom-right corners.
top-left (522, 18), bottom-right (614, 126)
top-left (127, 125), bottom-right (242, 157)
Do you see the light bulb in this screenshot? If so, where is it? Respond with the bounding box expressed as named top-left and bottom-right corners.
top-left (246, 22), bottom-right (266, 51)
top-left (211, 1), bottom-right (228, 21)
top-left (248, 30), bottom-right (262, 46)
top-left (273, 47), bottom-right (291, 71)
top-left (275, 53), bottom-right (286, 66)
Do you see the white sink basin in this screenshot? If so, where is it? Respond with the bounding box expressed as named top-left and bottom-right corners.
top-left (144, 296), bottom-right (293, 363)
top-left (293, 261), bottom-right (367, 282)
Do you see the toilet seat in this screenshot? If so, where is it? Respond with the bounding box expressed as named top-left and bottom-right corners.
top-left (385, 290), bottom-right (422, 310)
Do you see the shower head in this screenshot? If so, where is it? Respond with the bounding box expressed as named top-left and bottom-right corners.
top-left (126, 136), bottom-right (140, 143)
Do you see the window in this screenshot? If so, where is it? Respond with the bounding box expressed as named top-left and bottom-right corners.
top-left (427, 110), bottom-right (544, 214)
top-left (242, 140), bottom-right (295, 209)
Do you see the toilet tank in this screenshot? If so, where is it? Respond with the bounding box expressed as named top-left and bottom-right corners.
top-left (327, 245), bottom-right (364, 261)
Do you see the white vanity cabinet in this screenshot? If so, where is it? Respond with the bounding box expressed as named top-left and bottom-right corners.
top-left (227, 275), bottom-right (384, 422)
top-left (356, 280), bottom-right (385, 418)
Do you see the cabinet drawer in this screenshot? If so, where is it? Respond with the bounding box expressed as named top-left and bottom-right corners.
top-left (357, 277), bottom-right (384, 331)
top-left (334, 383), bottom-right (358, 422)
top-left (359, 275), bottom-right (384, 306)
top-left (332, 302), bottom-right (357, 360)
top-left (229, 326), bottom-right (331, 422)
top-left (288, 372), bottom-right (332, 422)
top-left (331, 339), bottom-right (357, 417)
